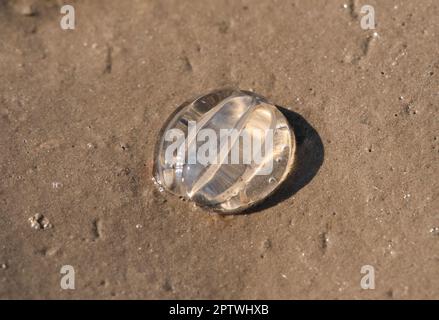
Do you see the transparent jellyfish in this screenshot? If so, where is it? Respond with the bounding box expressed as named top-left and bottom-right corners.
top-left (153, 88), bottom-right (295, 213)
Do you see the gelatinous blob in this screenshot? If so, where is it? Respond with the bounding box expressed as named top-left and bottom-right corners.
top-left (153, 89), bottom-right (295, 213)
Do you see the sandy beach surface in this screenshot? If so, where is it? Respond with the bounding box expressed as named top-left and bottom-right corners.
top-left (0, 0), bottom-right (438, 299)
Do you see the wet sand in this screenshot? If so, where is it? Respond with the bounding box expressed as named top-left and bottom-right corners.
top-left (0, 0), bottom-right (438, 299)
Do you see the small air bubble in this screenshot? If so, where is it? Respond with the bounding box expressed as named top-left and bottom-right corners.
top-left (268, 177), bottom-right (277, 184)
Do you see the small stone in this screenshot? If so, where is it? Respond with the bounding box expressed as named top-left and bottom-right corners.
top-left (1, 263), bottom-right (7, 269)
top-left (16, 3), bottom-right (36, 16)
top-left (28, 214), bottom-right (52, 230)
